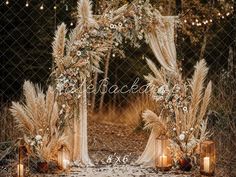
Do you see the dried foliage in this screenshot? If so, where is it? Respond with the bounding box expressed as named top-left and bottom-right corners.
top-left (144, 59), bottom-right (212, 158)
top-left (10, 81), bottom-right (68, 162)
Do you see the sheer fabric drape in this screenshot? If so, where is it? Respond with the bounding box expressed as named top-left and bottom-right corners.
top-left (136, 15), bottom-right (177, 167)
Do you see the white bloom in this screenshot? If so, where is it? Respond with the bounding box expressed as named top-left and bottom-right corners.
top-left (110, 24), bottom-right (115, 29)
top-left (35, 135), bottom-right (42, 141)
top-left (118, 22), bottom-right (123, 27)
top-left (157, 85), bottom-right (168, 95)
top-left (183, 106), bottom-right (188, 112)
top-left (138, 34), bottom-right (143, 40)
top-left (77, 51), bottom-right (82, 57)
top-left (173, 128), bottom-right (176, 131)
top-left (179, 134), bottom-right (185, 141)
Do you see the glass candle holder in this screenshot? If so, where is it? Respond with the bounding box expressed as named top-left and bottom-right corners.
top-left (17, 140), bottom-right (26, 177)
top-left (200, 140), bottom-right (216, 176)
top-left (155, 136), bottom-right (172, 171)
top-left (58, 147), bottom-right (70, 170)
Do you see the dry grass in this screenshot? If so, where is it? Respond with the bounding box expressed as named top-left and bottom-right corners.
top-left (91, 94), bottom-right (158, 128)
top-left (209, 74), bottom-right (236, 176)
top-left (0, 102), bottom-right (19, 142)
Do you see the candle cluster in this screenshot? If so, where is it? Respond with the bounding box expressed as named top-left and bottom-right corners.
top-left (155, 138), bottom-right (216, 175)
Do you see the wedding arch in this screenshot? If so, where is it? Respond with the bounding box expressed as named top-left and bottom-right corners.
top-left (52, 0), bottom-right (178, 166)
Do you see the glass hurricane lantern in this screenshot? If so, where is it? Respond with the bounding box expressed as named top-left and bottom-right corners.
top-left (200, 140), bottom-right (216, 176)
top-left (155, 136), bottom-right (172, 171)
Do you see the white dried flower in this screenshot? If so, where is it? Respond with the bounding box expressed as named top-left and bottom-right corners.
top-left (110, 24), bottom-right (115, 29)
top-left (179, 134), bottom-right (185, 141)
top-left (35, 135), bottom-right (42, 141)
top-left (30, 141), bottom-right (35, 146)
top-left (118, 22), bottom-right (123, 27)
top-left (173, 128), bottom-right (176, 131)
top-left (77, 51), bottom-right (82, 57)
top-left (138, 34), bottom-right (143, 40)
top-left (190, 127), bottom-right (194, 131)
top-left (183, 107), bottom-right (188, 112)
top-left (157, 85), bottom-right (168, 95)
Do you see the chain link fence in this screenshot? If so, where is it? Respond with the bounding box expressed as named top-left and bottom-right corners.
top-left (0, 0), bottom-right (235, 176)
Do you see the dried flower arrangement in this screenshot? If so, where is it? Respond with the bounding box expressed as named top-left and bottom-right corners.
top-left (10, 81), bottom-right (69, 162)
top-left (143, 59), bottom-right (212, 162)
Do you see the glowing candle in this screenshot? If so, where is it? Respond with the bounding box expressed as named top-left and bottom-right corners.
top-left (203, 157), bottom-right (210, 173)
top-left (159, 155), bottom-right (168, 167)
top-left (17, 164), bottom-right (24, 177)
top-left (62, 159), bottom-right (70, 169)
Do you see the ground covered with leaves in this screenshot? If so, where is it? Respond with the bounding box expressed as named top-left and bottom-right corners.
top-left (0, 120), bottom-right (235, 177)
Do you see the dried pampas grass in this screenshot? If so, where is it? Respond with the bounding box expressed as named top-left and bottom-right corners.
top-left (142, 110), bottom-right (168, 137)
top-left (77, 0), bottom-right (98, 28)
top-left (144, 59), bottom-right (213, 156)
top-left (10, 80), bottom-right (69, 162)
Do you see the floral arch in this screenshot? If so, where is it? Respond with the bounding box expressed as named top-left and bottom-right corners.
top-left (52, 0), bottom-right (178, 166)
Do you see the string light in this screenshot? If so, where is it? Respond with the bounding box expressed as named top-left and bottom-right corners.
top-left (70, 22), bottom-right (74, 26)
top-left (25, 0), bottom-right (29, 7)
top-left (40, 3), bottom-right (44, 10)
top-left (65, 4), bottom-right (69, 11)
top-left (54, 5), bottom-right (57, 10)
top-left (183, 10), bottom-right (232, 27)
top-left (5, 0), bottom-right (9, 5)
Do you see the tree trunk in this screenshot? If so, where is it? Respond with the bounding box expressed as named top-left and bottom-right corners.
top-left (99, 49), bottom-right (111, 110)
top-left (175, 0), bottom-right (182, 15)
top-left (232, 0), bottom-right (236, 79)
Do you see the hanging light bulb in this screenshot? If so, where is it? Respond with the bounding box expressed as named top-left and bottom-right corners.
top-left (40, 3), bottom-right (44, 10)
top-left (65, 4), bottom-right (69, 11)
top-left (70, 22), bottom-right (74, 26)
top-left (25, 0), bottom-right (29, 7)
top-left (54, 5), bottom-right (57, 10)
top-left (209, 19), bottom-right (213, 23)
top-left (226, 12), bottom-right (230, 16)
top-left (184, 19), bottom-right (187, 23)
top-left (5, 0), bottom-right (9, 5)
top-left (192, 22), bottom-right (195, 26)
